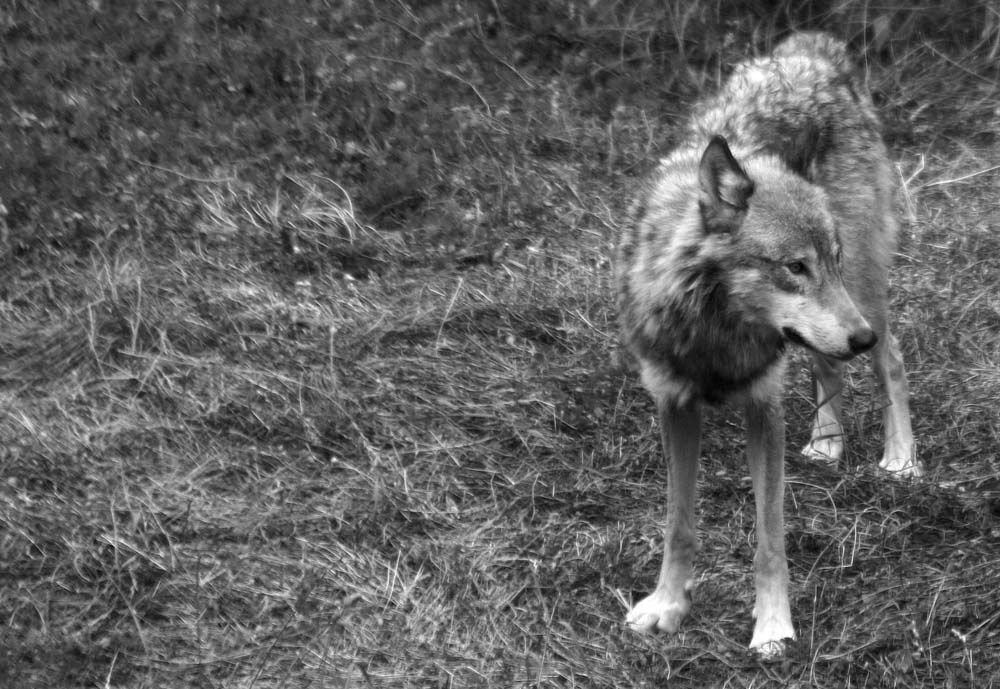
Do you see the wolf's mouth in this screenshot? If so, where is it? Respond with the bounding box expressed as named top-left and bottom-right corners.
top-left (782, 327), bottom-right (807, 348)
top-left (783, 327), bottom-right (858, 361)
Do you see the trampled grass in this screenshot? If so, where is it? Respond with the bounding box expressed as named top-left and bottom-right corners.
top-left (1, 1), bottom-right (999, 687)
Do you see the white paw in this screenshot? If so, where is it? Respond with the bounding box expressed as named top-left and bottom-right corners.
top-left (626, 589), bottom-right (690, 635)
top-left (753, 639), bottom-right (788, 659)
top-left (749, 614), bottom-right (795, 658)
top-left (801, 435), bottom-right (843, 464)
top-left (879, 447), bottom-right (921, 478)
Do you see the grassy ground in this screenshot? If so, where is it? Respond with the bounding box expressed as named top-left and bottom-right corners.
top-left (1, 1), bottom-right (999, 687)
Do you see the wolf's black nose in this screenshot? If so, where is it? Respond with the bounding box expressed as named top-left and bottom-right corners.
top-left (848, 328), bottom-right (877, 354)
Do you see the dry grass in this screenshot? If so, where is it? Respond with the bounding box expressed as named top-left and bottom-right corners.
top-left (1, 1), bottom-right (999, 687)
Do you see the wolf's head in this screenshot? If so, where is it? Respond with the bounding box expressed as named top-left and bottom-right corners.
top-left (698, 136), bottom-right (875, 361)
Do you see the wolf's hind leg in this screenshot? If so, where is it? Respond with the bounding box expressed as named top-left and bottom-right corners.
top-left (802, 354), bottom-right (845, 463)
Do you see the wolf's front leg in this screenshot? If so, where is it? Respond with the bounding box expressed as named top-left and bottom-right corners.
top-left (746, 395), bottom-right (795, 657)
top-left (873, 331), bottom-right (919, 476)
top-left (628, 399), bottom-right (701, 634)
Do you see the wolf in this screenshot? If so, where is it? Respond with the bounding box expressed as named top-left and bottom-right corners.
top-left (615, 32), bottom-right (918, 656)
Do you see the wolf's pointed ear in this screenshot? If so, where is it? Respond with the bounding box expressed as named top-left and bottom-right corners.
top-left (698, 136), bottom-right (754, 233)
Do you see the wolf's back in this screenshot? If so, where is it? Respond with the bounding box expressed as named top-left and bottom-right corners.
top-left (682, 31), bottom-right (881, 177)
top-left (771, 31), bottom-right (854, 77)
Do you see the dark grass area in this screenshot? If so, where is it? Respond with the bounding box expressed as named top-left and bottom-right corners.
top-left (1, 1), bottom-right (999, 687)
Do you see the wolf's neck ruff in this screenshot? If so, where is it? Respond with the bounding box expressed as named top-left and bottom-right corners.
top-left (632, 258), bottom-right (787, 405)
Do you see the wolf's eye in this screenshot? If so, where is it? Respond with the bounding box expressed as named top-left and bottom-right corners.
top-left (786, 261), bottom-right (807, 276)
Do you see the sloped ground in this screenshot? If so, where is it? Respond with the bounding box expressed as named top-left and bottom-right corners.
top-left (1, 1), bottom-right (999, 687)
